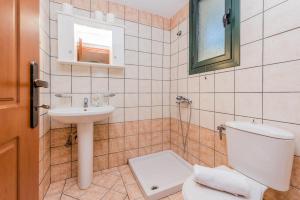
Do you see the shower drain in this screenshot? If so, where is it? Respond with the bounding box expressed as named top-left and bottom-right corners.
top-left (151, 185), bottom-right (159, 190)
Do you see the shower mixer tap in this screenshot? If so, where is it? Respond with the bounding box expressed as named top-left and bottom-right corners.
top-left (176, 96), bottom-right (192, 104)
top-left (176, 95), bottom-right (192, 153)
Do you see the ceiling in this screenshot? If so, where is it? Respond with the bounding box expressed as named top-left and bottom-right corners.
top-left (109, 0), bottom-right (188, 18)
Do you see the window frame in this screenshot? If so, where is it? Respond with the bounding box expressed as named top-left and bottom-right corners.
top-left (189, 0), bottom-right (240, 75)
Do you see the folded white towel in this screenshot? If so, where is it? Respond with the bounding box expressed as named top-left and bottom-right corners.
top-left (193, 165), bottom-right (250, 197)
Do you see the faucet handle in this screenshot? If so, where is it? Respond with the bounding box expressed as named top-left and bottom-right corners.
top-left (217, 124), bottom-right (226, 140)
top-left (103, 93), bottom-right (116, 98)
top-left (83, 97), bottom-right (89, 108)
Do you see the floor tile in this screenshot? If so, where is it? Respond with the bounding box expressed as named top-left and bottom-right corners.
top-left (93, 174), bottom-right (121, 189)
top-left (79, 184), bottom-right (108, 200)
top-left (61, 195), bottom-right (78, 200)
top-left (111, 179), bottom-right (127, 194)
top-left (126, 183), bottom-right (144, 200)
top-left (63, 182), bottom-right (86, 198)
top-left (43, 165), bottom-right (184, 200)
top-left (101, 190), bottom-right (127, 200)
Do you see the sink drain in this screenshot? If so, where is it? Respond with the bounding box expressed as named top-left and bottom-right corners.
top-left (151, 185), bottom-right (159, 190)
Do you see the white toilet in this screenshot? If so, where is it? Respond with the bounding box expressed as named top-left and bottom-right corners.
top-left (182, 121), bottom-right (295, 200)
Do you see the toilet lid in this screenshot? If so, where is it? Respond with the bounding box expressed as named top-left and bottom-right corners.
top-left (182, 166), bottom-right (267, 200)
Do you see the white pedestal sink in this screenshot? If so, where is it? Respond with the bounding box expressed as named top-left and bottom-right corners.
top-left (48, 106), bottom-right (115, 189)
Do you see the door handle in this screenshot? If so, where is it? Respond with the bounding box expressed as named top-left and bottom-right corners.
top-left (30, 61), bottom-right (49, 128)
top-left (223, 9), bottom-right (231, 28)
top-left (34, 79), bottom-right (48, 88)
top-left (36, 104), bottom-right (50, 109)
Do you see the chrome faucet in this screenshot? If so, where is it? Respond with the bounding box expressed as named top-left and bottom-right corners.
top-left (176, 96), bottom-right (192, 104)
top-left (83, 97), bottom-right (88, 108)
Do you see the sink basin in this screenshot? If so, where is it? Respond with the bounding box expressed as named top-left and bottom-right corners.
top-left (48, 105), bottom-right (115, 189)
top-left (48, 106), bottom-right (115, 124)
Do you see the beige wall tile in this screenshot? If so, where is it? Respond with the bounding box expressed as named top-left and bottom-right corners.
top-left (94, 155), bottom-right (109, 171)
top-left (188, 124), bottom-right (200, 142)
top-left (139, 120), bottom-right (152, 134)
top-left (214, 133), bottom-right (227, 155)
top-left (164, 18), bottom-right (171, 31)
top-left (125, 6), bottom-right (138, 22)
top-left (109, 123), bottom-right (124, 138)
top-left (71, 144), bottom-right (78, 161)
top-left (125, 121), bottom-right (138, 136)
top-left (199, 128), bottom-right (214, 148)
top-left (39, 137), bottom-right (44, 161)
top-left (51, 146), bottom-right (71, 165)
top-left (108, 2), bottom-right (124, 19)
top-left (94, 124), bottom-right (109, 140)
top-left (94, 140), bottom-right (109, 156)
top-left (124, 149), bottom-right (139, 162)
top-left (187, 139), bottom-right (199, 158)
top-left (199, 145), bottom-right (214, 167)
top-left (291, 156), bottom-right (300, 188)
top-left (152, 144), bottom-right (163, 153)
top-left (163, 131), bottom-right (171, 143)
top-left (152, 131), bottom-right (163, 145)
top-left (125, 135), bottom-right (138, 150)
top-left (52, 0), bottom-right (71, 3)
top-left (51, 163), bottom-right (71, 182)
top-left (72, 0), bottom-right (90, 10)
top-left (109, 152), bottom-right (125, 168)
top-left (109, 138), bottom-right (125, 153)
top-left (139, 146), bottom-right (152, 156)
top-left (215, 152), bottom-right (228, 167)
top-left (50, 128), bottom-right (70, 147)
top-left (91, 0), bottom-right (108, 12)
top-left (152, 118), bottom-right (163, 132)
top-left (152, 15), bottom-right (164, 29)
top-left (139, 10), bottom-right (152, 26)
top-left (43, 151), bottom-right (51, 175)
top-left (139, 133), bottom-right (151, 148)
top-left (163, 118), bottom-right (171, 131)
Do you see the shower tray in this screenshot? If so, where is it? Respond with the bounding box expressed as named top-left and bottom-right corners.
top-left (129, 150), bottom-right (193, 200)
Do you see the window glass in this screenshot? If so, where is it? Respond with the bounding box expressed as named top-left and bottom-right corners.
top-left (198, 0), bottom-right (225, 62)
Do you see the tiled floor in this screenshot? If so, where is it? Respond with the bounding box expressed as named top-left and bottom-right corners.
top-left (44, 165), bottom-right (184, 200)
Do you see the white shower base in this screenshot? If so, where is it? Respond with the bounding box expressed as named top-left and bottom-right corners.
top-left (129, 150), bottom-right (193, 200)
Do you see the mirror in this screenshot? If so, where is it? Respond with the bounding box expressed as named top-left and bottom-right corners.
top-left (74, 24), bottom-right (112, 64)
top-left (57, 12), bottom-right (124, 67)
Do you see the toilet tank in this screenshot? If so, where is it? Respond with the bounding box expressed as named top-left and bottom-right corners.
top-left (225, 121), bottom-right (294, 191)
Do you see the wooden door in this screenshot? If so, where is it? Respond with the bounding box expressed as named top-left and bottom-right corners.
top-left (0, 0), bottom-right (39, 199)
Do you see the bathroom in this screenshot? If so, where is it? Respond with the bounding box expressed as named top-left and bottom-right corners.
top-left (1, 0), bottom-right (300, 199)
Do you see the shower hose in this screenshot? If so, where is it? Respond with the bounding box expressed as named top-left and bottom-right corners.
top-left (177, 101), bottom-right (192, 153)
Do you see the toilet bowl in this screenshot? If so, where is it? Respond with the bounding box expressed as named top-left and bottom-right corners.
top-left (182, 121), bottom-right (295, 200)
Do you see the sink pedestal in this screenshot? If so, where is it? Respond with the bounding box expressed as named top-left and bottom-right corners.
top-left (48, 106), bottom-right (115, 189)
top-left (77, 123), bottom-right (93, 189)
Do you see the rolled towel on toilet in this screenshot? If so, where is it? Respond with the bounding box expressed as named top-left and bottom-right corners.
top-left (193, 165), bottom-right (250, 198)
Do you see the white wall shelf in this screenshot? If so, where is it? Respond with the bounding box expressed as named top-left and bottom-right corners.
top-left (57, 60), bottom-right (125, 69)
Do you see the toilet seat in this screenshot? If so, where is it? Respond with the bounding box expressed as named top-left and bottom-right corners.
top-left (182, 166), bottom-right (267, 200)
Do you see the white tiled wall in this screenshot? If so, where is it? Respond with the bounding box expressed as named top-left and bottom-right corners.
top-left (39, 0), bottom-right (51, 198)
top-left (48, 1), bottom-right (171, 128)
top-left (169, 0), bottom-right (300, 156)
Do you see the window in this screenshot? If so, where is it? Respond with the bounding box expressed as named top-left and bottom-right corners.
top-left (189, 0), bottom-right (240, 75)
